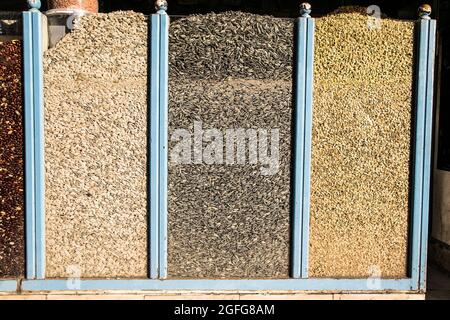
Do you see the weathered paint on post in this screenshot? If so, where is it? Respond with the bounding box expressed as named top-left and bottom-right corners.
top-left (411, 5), bottom-right (436, 291)
top-left (419, 17), bottom-right (436, 290)
top-left (22, 10), bottom-right (36, 280)
top-left (292, 2), bottom-right (313, 279)
top-left (31, 9), bottom-right (45, 279)
top-left (149, 13), bottom-right (161, 279)
top-left (301, 16), bottom-right (314, 279)
top-left (158, 6), bottom-right (169, 280)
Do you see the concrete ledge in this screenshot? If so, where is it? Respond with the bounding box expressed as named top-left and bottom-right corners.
top-left (0, 292), bottom-right (426, 300)
top-left (334, 293), bottom-right (425, 300)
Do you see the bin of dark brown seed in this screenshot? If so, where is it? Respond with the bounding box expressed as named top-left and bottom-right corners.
top-left (44, 12), bottom-right (148, 278)
top-left (168, 12), bottom-right (294, 278)
top-left (0, 40), bottom-right (25, 278)
top-left (309, 7), bottom-right (414, 278)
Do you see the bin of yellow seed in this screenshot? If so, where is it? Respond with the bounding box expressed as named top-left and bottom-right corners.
top-left (309, 7), bottom-right (414, 278)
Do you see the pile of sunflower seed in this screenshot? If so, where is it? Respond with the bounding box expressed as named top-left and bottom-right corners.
top-left (43, 11), bottom-right (148, 278)
top-left (169, 11), bottom-right (294, 80)
top-left (168, 12), bottom-right (294, 278)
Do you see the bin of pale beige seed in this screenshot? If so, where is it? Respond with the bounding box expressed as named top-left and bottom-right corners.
top-left (43, 11), bottom-right (148, 278)
top-left (309, 7), bottom-right (414, 278)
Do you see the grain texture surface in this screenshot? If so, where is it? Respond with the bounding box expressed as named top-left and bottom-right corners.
top-left (309, 7), bottom-right (414, 278)
top-left (168, 12), bottom-right (294, 278)
top-left (44, 12), bottom-right (148, 278)
top-left (169, 12), bottom-right (294, 80)
top-left (0, 40), bottom-right (25, 278)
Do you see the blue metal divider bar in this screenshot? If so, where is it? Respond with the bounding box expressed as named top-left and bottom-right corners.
top-left (149, 12), bottom-right (161, 279)
top-left (292, 4), bottom-right (313, 279)
top-left (301, 16), bottom-right (314, 279)
top-left (158, 7), bottom-right (169, 279)
top-left (291, 13), bottom-right (307, 279)
top-left (31, 10), bottom-right (46, 280)
top-left (0, 280), bottom-right (17, 292)
top-left (410, 18), bottom-right (428, 290)
top-left (23, 10), bottom-right (36, 280)
top-left (410, 15), bottom-right (431, 291)
top-left (419, 18), bottom-right (436, 290)
top-left (21, 278), bottom-right (414, 291)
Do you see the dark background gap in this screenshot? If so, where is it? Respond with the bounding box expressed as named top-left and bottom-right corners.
top-left (0, 0), bottom-right (425, 19)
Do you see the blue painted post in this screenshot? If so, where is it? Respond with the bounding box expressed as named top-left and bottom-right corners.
top-left (30, 5), bottom-right (46, 280)
top-left (301, 13), bottom-right (314, 279)
top-left (410, 17), bottom-right (427, 292)
top-left (157, 1), bottom-right (169, 279)
top-left (291, 6), bottom-right (307, 280)
top-left (149, 11), bottom-right (161, 279)
top-left (292, 2), bottom-right (313, 279)
top-left (411, 4), bottom-right (436, 291)
top-left (419, 5), bottom-right (436, 290)
top-left (22, 9), bottom-right (36, 280)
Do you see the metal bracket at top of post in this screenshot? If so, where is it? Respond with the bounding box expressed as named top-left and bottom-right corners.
top-left (292, 2), bottom-right (314, 280)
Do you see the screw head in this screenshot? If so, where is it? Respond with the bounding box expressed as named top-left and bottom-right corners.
top-left (27, 0), bottom-right (41, 10)
top-left (418, 4), bottom-right (432, 19)
top-left (155, 0), bottom-right (168, 12)
top-left (300, 2), bottom-right (312, 17)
